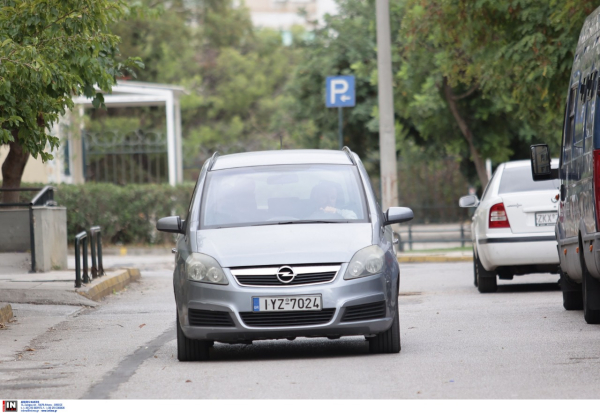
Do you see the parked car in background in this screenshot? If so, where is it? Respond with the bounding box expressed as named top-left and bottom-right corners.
top-left (530, 6), bottom-right (600, 325)
top-left (157, 148), bottom-right (414, 361)
top-left (459, 160), bottom-right (560, 293)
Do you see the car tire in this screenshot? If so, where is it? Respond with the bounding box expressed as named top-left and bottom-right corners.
top-left (475, 251), bottom-right (497, 293)
top-left (368, 302), bottom-right (400, 354)
top-left (559, 267), bottom-right (583, 311)
top-left (176, 311), bottom-right (210, 361)
top-left (580, 247), bottom-right (600, 324)
top-left (473, 248), bottom-right (478, 287)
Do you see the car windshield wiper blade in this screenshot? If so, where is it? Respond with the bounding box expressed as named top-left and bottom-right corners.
top-left (251, 220), bottom-right (351, 226)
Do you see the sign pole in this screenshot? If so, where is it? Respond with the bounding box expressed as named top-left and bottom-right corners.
top-left (326, 75), bottom-right (355, 150)
top-left (338, 107), bottom-right (343, 149)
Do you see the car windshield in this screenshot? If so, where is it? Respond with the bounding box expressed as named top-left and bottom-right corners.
top-left (498, 166), bottom-right (559, 194)
top-left (200, 164), bottom-right (369, 228)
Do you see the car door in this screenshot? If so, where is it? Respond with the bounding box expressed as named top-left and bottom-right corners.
top-left (582, 70), bottom-right (597, 235)
top-left (564, 79), bottom-right (580, 240)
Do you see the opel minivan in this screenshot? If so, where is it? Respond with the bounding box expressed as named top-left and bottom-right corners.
top-left (157, 148), bottom-right (414, 360)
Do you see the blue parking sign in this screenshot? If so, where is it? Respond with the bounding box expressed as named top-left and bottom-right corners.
top-left (326, 76), bottom-right (355, 108)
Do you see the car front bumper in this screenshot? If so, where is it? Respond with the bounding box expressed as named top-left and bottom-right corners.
top-left (177, 264), bottom-right (396, 342)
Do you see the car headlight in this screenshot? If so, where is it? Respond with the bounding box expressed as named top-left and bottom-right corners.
top-left (344, 245), bottom-right (385, 280)
top-left (185, 253), bottom-right (228, 285)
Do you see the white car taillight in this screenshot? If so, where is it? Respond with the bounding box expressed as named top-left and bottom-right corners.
top-left (489, 202), bottom-right (510, 229)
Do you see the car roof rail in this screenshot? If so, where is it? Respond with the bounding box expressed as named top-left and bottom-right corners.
top-left (342, 146), bottom-right (356, 165)
top-left (207, 151), bottom-right (220, 171)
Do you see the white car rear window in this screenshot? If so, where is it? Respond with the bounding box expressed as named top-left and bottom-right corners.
top-left (499, 166), bottom-right (559, 194)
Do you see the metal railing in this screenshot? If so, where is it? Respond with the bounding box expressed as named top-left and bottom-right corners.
top-left (397, 224), bottom-right (472, 251)
top-left (89, 226), bottom-right (105, 279)
top-left (0, 186), bottom-right (56, 272)
top-left (74, 226), bottom-right (105, 288)
top-left (74, 231), bottom-right (89, 288)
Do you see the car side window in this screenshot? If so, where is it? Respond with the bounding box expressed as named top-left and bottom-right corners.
top-left (480, 170), bottom-right (497, 201)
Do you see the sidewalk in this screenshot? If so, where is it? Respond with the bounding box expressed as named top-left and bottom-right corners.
top-left (0, 252), bottom-right (173, 324)
top-left (397, 249), bottom-right (473, 263)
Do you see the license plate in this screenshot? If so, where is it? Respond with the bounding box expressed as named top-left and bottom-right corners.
top-left (535, 212), bottom-right (558, 226)
top-left (253, 295), bottom-right (322, 312)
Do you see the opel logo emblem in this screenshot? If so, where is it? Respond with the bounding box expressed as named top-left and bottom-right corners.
top-left (276, 266), bottom-right (295, 284)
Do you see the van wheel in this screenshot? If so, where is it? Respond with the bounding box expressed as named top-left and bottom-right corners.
top-left (369, 302), bottom-right (400, 354)
top-left (580, 250), bottom-right (600, 324)
top-left (475, 252), bottom-right (497, 293)
top-left (559, 267), bottom-right (583, 310)
top-left (177, 312), bottom-right (210, 361)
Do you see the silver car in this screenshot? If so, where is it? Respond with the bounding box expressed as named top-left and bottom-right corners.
top-left (157, 148), bottom-right (413, 361)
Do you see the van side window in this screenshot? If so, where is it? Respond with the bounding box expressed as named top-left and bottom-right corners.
top-left (585, 71), bottom-right (597, 152)
top-left (563, 85), bottom-right (577, 167)
top-left (573, 76), bottom-right (585, 157)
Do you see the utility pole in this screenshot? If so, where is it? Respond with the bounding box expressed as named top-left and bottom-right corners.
top-left (376, 0), bottom-right (398, 211)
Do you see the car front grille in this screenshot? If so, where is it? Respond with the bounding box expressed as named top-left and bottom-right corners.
top-left (341, 301), bottom-right (387, 322)
top-left (239, 308), bottom-right (336, 327)
top-left (230, 264), bottom-right (340, 287)
top-left (188, 309), bottom-right (235, 327)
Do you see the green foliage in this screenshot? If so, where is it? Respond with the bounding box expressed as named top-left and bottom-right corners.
top-left (285, 0), bottom-right (380, 159)
top-left (0, 0), bottom-right (142, 161)
top-left (401, 0), bottom-right (599, 155)
top-left (287, 0), bottom-right (599, 190)
top-left (55, 182), bottom-right (195, 244)
top-left (103, 0), bottom-right (303, 178)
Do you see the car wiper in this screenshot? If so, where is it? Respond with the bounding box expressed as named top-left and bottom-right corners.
top-left (251, 220), bottom-right (351, 226)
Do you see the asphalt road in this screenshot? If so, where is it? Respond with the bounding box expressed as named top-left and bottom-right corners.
top-left (2, 261), bottom-right (600, 399)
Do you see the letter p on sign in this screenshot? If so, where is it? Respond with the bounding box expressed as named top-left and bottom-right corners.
top-left (326, 75), bottom-right (356, 108)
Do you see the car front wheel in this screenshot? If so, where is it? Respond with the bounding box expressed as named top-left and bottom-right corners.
top-left (368, 302), bottom-right (400, 354)
top-left (176, 311), bottom-right (210, 361)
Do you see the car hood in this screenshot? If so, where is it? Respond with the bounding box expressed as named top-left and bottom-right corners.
top-left (194, 223), bottom-right (373, 267)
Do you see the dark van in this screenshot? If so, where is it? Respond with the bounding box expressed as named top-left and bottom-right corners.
top-left (531, 8), bottom-right (600, 324)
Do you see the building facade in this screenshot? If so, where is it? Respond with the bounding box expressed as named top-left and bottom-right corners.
top-left (243, 0), bottom-right (338, 30)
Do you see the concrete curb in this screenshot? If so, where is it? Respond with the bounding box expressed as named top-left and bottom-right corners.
top-left (398, 256), bottom-right (473, 263)
top-left (78, 268), bottom-right (141, 302)
top-left (0, 302), bottom-right (13, 324)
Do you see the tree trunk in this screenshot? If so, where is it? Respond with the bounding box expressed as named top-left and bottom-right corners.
top-left (1, 132), bottom-right (31, 204)
top-left (442, 77), bottom-right (489, 188)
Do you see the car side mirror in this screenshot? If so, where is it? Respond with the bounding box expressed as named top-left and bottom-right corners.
top-left (384, 207), bottom-right (414, 226)
top-left (530, 144), bottom-right (558, 181)
top-left (157, 216), bottom-right (185, 234)
top-left (459, 195), bottom-right (479, 208)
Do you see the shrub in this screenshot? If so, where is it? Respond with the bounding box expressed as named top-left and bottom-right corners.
top-left (55, 182), bottom-right (195, 245)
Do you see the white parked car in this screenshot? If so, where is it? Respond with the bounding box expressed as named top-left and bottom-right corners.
top-left (459, 160), bottom-right (560, 292)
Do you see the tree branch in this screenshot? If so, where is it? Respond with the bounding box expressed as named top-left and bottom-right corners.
top-left (442, 77), bottom-right (489, 187)
top-left (452, 83), bottom-right (479, 100)
top-left (0, 57), bottom-right (38, 71)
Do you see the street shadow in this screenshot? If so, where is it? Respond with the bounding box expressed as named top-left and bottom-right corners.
top-left (207, 337), bottom-right (372, 362)
top-left (496, 281), bottom-right (561, 293)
